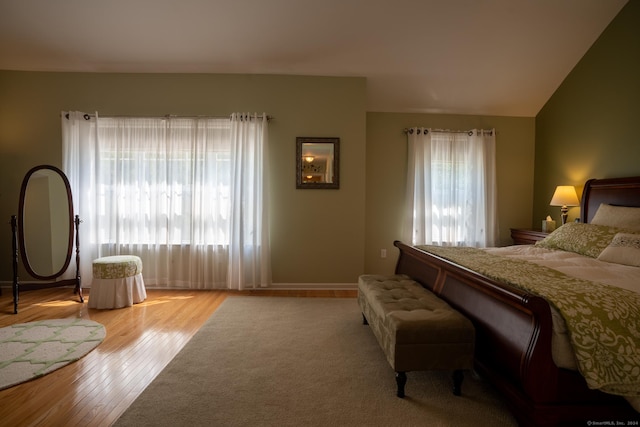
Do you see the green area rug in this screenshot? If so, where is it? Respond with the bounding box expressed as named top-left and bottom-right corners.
top-left (0, 318), bottom-right (105, 390)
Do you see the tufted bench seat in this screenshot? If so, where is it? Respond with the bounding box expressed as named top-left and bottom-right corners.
top-left (358, 274), bottom-right (475, 398)
top-left (89, 255), bottom-right (147, 309)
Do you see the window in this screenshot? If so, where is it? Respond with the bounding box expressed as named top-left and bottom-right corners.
top-left (96, 118), bottom-right (232, 246)
top-left (403, 128), bottom-right (497, 247)
top-left (62, 112), bottom-right (270, 289)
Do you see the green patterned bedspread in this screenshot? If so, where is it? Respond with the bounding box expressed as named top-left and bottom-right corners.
top-left (417, 245), bottom-right (640, 398)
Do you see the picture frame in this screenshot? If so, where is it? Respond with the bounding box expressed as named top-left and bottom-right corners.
top-left (296, 137), bottom-right (340, 189)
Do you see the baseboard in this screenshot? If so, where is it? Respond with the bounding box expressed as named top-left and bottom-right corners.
top-left (0, 282), bottom-right (358, 291)
top-left (267, 283), bottom-right (357, 290)
top-left (140, 283), bottom-right (358, 290)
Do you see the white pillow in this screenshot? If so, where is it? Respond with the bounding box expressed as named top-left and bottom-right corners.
top-left (597, 232), bottom-right (640, 267)
top-left (590, 203), bottom-right (640, 231)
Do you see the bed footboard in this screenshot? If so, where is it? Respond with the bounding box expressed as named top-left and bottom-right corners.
top-left (393, 240), bottom-right (635, 426)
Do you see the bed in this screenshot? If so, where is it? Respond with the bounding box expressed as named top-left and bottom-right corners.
top-left (393, 176), bottom-right (640, 426)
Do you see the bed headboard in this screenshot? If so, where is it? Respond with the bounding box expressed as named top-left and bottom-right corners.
top-left (580, 176), bottom-right (640, 223)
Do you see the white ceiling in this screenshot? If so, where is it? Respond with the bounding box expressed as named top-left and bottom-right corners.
top-left (0, 0), bottom-right (628, 117)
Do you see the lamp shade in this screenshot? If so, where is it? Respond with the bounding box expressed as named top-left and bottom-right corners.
top-left (550, 186), bottom-right (579, 207)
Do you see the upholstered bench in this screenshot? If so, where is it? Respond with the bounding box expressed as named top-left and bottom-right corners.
top-left (89, 255), bottom-right (147, 309)
top-left (358, 274), bottom-right (475, 398)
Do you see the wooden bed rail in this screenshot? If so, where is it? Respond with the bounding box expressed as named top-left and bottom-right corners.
top-left (393, 240), bottom-right (633, 426)
top-left (393, 241), bottom-right (556, 399)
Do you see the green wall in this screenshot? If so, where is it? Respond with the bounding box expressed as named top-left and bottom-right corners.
top-left (364, 113), bottom-right (535, 274)
top-left (534, 1), bottom-right (640, 225)
top-left (0, 72), bottom-right (367, 284)
top-left (5, 0), bottom-right (634, 286)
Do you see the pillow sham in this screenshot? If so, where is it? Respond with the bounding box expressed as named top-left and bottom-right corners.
top-left (535, 222), bottom-right (625, 258)
top-left (590, 203), bottom-right (640, 231)
top-left (597, 232), bottom-right (640, 267)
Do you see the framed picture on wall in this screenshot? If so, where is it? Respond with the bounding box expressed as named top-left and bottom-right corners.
top-left (296, 137), bottom-right (340, 189)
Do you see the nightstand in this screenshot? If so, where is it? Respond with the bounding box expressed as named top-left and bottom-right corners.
top-left (510, 228), bottom-right (549, 245)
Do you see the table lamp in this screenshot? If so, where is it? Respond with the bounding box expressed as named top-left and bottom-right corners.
top-left (550, 185), bottom-right (580, 225)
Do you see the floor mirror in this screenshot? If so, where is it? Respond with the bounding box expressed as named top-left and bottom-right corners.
top-left (10, 165), bottom-right (83, 313)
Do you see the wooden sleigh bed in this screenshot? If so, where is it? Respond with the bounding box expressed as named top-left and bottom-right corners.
top-left (394, 176), bottom-right (640, 426)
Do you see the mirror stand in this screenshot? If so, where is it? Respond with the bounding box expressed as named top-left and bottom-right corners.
top-left (10, 214), bottom-right (82, 314)
top-left (10, 164), bottom-right (84, 314)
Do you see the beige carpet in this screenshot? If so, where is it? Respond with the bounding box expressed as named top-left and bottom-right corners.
top-left (115, 297), bottom-right (517, 426)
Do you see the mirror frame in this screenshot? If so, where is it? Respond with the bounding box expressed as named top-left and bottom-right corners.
top-left (17, 164), bottom-right (75, 280)
top-left (296, 137), bottom-right (340, 189)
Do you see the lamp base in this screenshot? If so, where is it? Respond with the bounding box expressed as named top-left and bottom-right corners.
top-left (560, 206), bottom-right (569, 225)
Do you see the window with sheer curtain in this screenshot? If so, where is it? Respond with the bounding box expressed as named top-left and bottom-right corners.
top-left (62, 112), bottom-right (271, 290)
top-left (402, 128), bottom-right (498, 248)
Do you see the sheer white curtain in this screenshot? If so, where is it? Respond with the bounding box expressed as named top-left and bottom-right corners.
top-left (403, 128), bottom-right (497, 247)
top-left (227, 113), bottom-right (271, 289)
top-left (61, 111), bottom-right (99, 284)
top-left (62, 111), bottom-right (270, 290)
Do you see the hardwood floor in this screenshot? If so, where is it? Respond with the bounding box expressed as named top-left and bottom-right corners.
top-left (0, 287), bottom-right (356, 426)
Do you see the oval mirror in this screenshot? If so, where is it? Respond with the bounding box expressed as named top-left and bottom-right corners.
top-left (18, 165), bottom-right (74, 280)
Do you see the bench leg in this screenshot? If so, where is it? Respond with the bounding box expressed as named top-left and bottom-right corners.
top-left (452, 370), bottom-right (464, 396)
top-left (396, 371), bottom-right (407, 398)
top-left (362, 313), bottom-right (369, 325)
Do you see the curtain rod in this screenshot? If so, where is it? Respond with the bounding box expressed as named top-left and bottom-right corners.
top-left (403, 128), bottom-right (493, 136)
top-left (64, 113), bottom-right (273, 121)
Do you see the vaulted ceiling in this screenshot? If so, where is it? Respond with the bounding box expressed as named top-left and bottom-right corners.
top-left (0, 0), bottom-right (628, 116)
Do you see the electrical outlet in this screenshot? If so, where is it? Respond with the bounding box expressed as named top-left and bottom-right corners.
top-left (380, 249), bottom-right (387, 258)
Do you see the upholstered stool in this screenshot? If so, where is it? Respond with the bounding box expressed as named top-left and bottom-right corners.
top-left (89, 255), bottom-right (147, 309)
